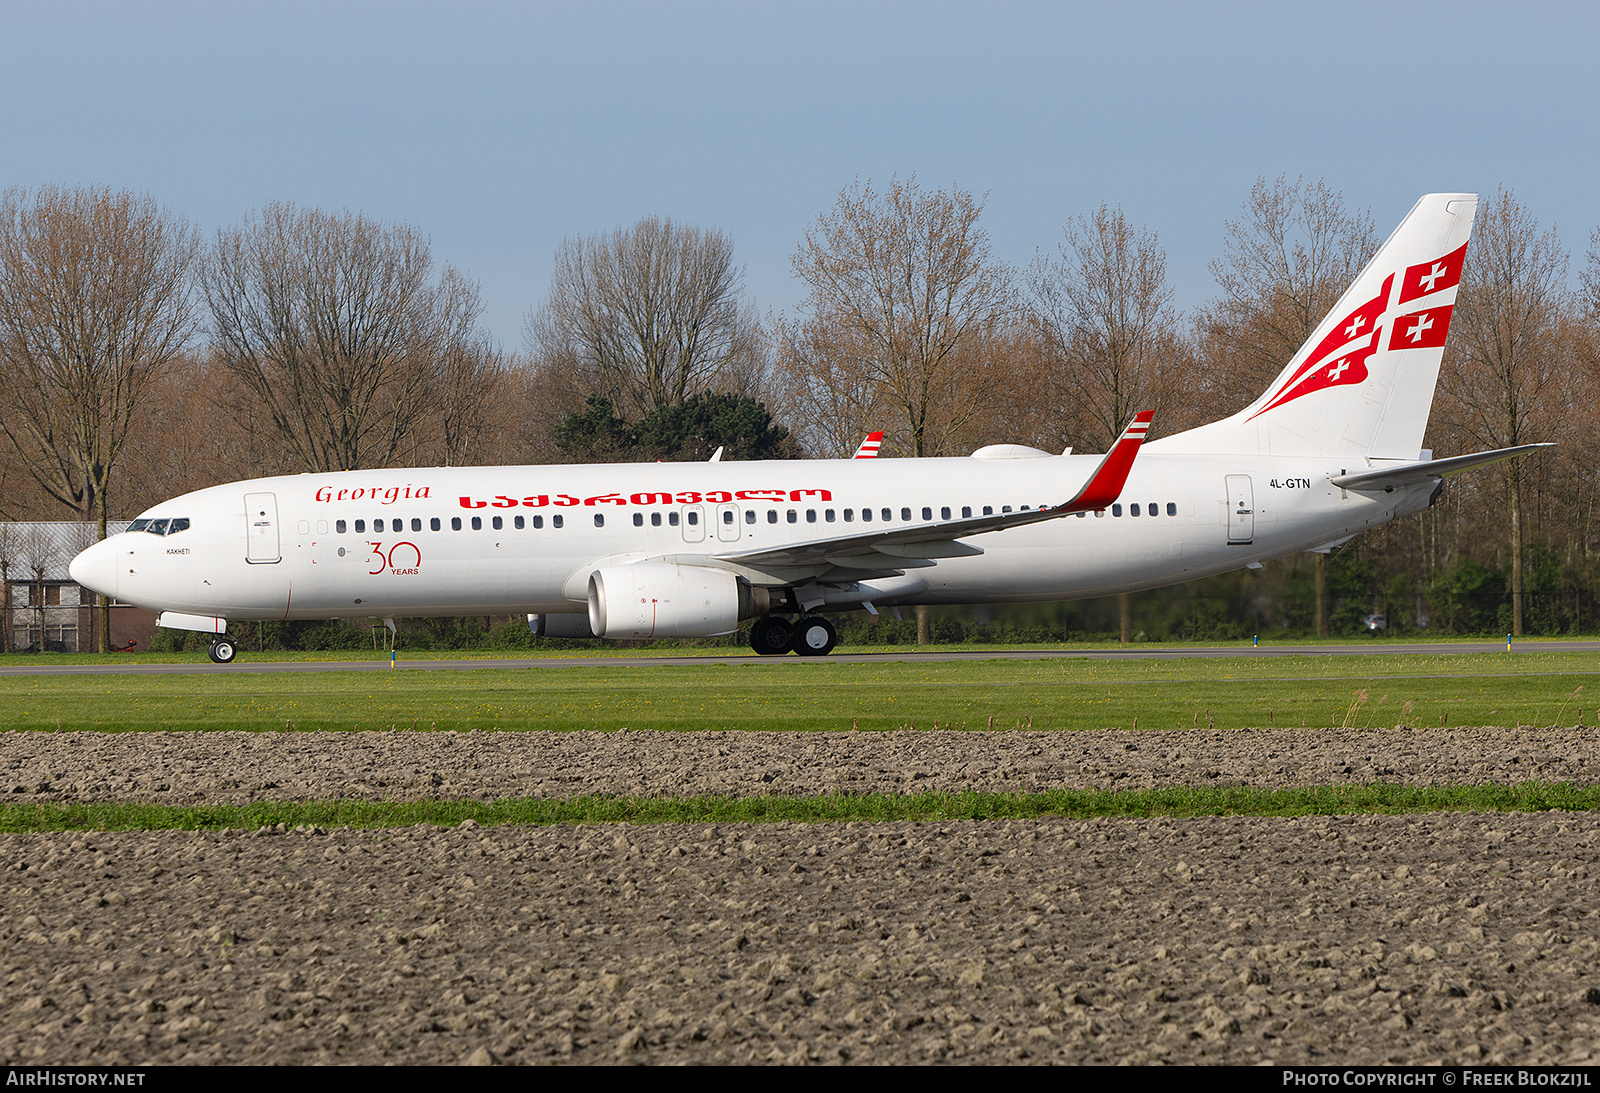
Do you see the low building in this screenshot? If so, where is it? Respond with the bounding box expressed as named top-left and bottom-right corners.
top-left (0, 522), bottom-right (157, 653)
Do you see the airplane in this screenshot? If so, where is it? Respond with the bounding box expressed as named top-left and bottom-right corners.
top-left (70, 193), bottom-right (1548, 664)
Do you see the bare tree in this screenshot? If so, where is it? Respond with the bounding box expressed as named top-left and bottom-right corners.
top-left (0, 185), bottom-right (199, 651)
top-left (525, 216), bottom-right (762, 419)
top-left (19, 524), bottom-right (57, 654)
top-left (777, 176), bottom-right (1015, 459)
top-left (1436, 189), bottom-right (1569, 635)
top-left (0, 521), bottom-right (18, 654)
top-left (1029, 204), bottom-right (1186, 450)
top-left (204, 204), bottom-right (484, 472)
top-left (435, 338), bottom-right (510, 466)
top-left (1199, 176), bottom-right (1379, 403)
top-left (1584, 226), bottom-right (1600, 324)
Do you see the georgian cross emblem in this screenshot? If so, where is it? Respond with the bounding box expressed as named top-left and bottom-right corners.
top-left (1327, 358), bottom-right (1351, 381)
top-left (1418, 262), bottom-right (1448, 293)
top-left (1345, 315), bottom-right (1366, 339)
top-left (1407, 314), bottom-right (1434, 343)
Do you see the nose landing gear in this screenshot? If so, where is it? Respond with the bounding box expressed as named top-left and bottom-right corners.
top-left (207, 635), bottom-right (239, 664)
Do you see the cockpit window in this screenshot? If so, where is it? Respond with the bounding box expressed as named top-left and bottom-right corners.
top-left (130, 516), bottom-right (189, 536)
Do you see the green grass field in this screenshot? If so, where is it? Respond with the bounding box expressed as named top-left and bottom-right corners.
top-left (5, 649), bottom-right (1599, 734)
top-left (2, 783), bottom-right (1596, 833)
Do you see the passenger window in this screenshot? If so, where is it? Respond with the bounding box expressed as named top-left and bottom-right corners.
top-left (1076, 511), bottom-right (1086, 518)
top-left (492, 515), bottom-right (503, 530)
top-left (594, 514), bottom-right (604, 527)
top-left (553, 515), bottom-right (564, 528)
top-left (1166, 502), bottom-right (1176, 516)
top-left (961, 506), bottom-right (971, 518)
top-left (844, 509), bottom-right (854, 522)
top-left (412, 518), bottom-right (422, 532)
top-left (900, 508), bottom-right (911, 521)
top-left (451, 517), bottom-right (462, 531)
top-left (297, 520), bottom-right (309, 535)
top-left (941, 507), bottom-right (951, 520)
top-left (1148, 503), bottom-right (1158, 517)
top-left (1002, 506), bottom-right (1012, 513)
top-left (471, 516), bottom-right (482, 531)
top-left (881, 508), bottom-right (892, 521)
top-left (767, 510), bottom-right (777, 523)
top-left (633, 513), bottom-right (644, 526)
top-left (430, 517), bottom-right (440, 531)
top-left (1095, 510), bottom-right (1105, 518)
top-left (533, 515), bottom-right (544, 529)
top-left (336, 519), bottom-right (347, 534)
top-left (1112, 504), bottom-right (1122, 517)
top-left (355, 519), bottom-right (366, 533)
top-left (982, 506), bottom-right (992, 516)
top-left (806, 509), bottom-right (817, 523)
top-left (669, 512), bottom-right (680, 526)
top-left (514, 515), bottom-right (525, 529)
top-left (723, 510), bottom-right (734, 524)
top-left (686, 511), bottom-right (698, 526)
top-left (652, 512), bottom-right (662, 526)
top-left (787, 510), bottom-right (797, 523)
top-left (922, 507), bottom-right (932, 520)
top-left (824, 509), bottom-right (835, 522)
top-left (1131, 503), bottom-right (1141, 516)
top-left (744, 510), bottom-right (755, 524)
top-left (861, 508), bottom-right (872, 523)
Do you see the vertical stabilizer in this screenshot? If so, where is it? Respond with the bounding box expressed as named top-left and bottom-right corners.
top-left (1158, 193), bottom-right (1477, 459)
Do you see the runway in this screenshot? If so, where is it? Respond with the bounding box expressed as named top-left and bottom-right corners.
top-left (4, 639), bottom-right (1599, 676)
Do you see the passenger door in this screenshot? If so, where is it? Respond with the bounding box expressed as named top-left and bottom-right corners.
top-left (245, 492), bottom-right (281, 563)
top-left (1225, 476), bottom-right (1254, 544)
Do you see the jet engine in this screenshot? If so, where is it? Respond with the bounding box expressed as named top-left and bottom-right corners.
top-left (587, 562), bottom-right (758, 639)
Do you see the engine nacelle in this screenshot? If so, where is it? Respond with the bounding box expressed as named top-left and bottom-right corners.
top-left (587, 563), bottom-right (743, 639)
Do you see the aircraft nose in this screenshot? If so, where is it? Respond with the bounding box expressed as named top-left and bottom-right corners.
top-left (69, 537), bottom-right (120, 600)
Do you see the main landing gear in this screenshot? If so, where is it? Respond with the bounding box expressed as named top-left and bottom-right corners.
top-left (207, 635), bottom-right (239, 664)
top-left (749, 615), bottom-right (837, 657)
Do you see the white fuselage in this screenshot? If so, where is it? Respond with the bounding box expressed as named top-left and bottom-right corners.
top-left (73, 453), bottom-right (1431, 623)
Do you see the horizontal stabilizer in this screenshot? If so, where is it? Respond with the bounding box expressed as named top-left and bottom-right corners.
top-left (1330, 444), bottom-right (1552, 491)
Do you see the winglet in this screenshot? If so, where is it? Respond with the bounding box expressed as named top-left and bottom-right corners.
top-left (1061, 412), bottom-right (1152, 512)
top-left (853, 432), bottom-right (884, 459)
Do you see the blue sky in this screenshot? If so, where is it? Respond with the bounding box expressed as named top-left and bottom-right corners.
top-left (3, 0), bottom-right (1595, 345)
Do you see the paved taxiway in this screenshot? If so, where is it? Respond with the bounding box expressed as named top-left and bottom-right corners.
top-left (5, 640), bottom-right (1600, 676)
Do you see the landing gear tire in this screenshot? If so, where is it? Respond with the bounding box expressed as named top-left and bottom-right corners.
top-left (750, 616), bottom-right (794, 656)
top-left (792, 616), bottom-right (837, 657)
top-left (208, 636), bottom-right (238, 664)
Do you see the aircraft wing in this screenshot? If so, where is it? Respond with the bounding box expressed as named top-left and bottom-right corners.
top-left (1330, 443), bottom-right (1552, 491)
top-left (717, 412), bottom-right (1152, 569)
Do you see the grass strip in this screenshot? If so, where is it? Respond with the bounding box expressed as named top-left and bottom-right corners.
top-left (4, 783), bottom-right (1598, 833)
top-left (8, 653), bottom-right (1600, 733)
